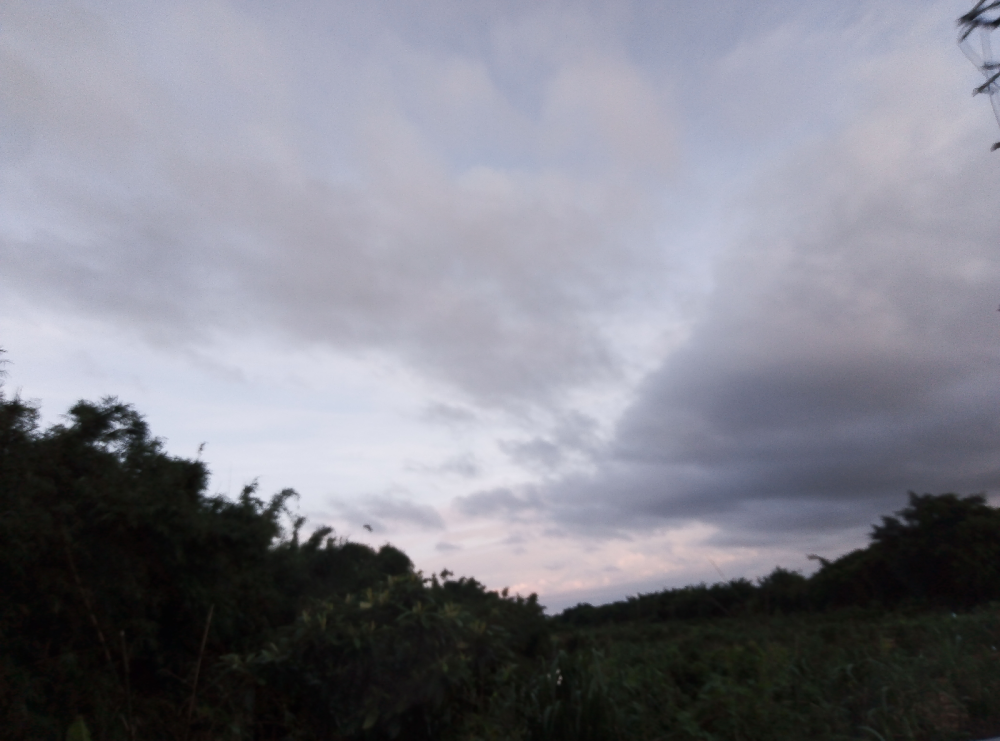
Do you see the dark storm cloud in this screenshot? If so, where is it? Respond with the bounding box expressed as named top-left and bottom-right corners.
top-left (531, 57), bottom-right (1000, 541)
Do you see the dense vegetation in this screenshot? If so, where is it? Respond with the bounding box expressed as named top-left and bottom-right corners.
top-left (557, 492), bottom-right (1000, 628)
top-left (2, 367), bottom-right (1000, 740)
top-left (0, 387), bottom-right (546, 740)
top-left (545, 607), bottom-right (1000, 741)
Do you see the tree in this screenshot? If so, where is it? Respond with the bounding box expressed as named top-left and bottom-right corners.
top-left (959, 1), bottom-right (1000, 41)
top-left (0, 375), bottom-right (547, 740)
top-left (958, 1), bottom-right (1000, 149)
top-left (810, 492), bottom-right (1000, 609)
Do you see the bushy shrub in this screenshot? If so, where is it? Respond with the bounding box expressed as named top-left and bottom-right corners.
top-left (811, 492), bottom-right (1000, 609)
top-left (223, 573), bottom-right (531, 740)
top-left (0, 387), bottom-right (547, 740)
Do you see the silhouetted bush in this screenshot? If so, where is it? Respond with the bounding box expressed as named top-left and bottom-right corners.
top-left (0, 383), bottom-right (546, 740)
top-left (810, 492), bottom-right (1000, 610)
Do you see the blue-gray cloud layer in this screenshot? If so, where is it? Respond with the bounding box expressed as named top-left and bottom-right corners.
top-left (3, 0), bottom-right (997, 556)
top-left (532, 67), bottom-right (1000, 542)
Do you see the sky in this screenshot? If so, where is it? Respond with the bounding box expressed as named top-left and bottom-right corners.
top-left (2, 0), bottom-right (1000, 611)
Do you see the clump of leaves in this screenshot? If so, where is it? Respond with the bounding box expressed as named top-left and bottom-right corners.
top-left (224, 572), bottom-right (539, 740)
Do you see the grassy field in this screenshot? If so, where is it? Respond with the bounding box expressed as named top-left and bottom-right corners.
top-left (493, 606), bottom-right (1000, 741)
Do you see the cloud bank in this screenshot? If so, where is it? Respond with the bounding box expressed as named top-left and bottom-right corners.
top-left (512, 17), bottom-right (1000, 546)
top-left (3, 0), bottom-right (998, 604)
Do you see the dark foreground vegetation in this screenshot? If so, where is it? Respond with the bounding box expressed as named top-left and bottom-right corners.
top-left (2, 373), bottom-right (1000, 740)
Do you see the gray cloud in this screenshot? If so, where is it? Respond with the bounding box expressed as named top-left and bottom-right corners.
top-left (500, 437), bottom-right (566, 470)
top-left (500, 410), bottom-right (600, 471)
top-left (420, 402), bottom-right (479, 428)
top-left (407, 452), bottom-right (481, 479)
top-left (438, 453), bottom-right (481, 478)
top-left (331, 493), bottom-right (445, 531)
top-left (534, 60), bottom-right (1000, 540)
top-left (0, 0), bottom-right (678, 406)
top-left (453, 486), bottom-right (541, 519)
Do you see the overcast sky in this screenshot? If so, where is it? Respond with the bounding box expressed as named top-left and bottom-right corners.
top-left (3, 0), bottom-right (999, 610)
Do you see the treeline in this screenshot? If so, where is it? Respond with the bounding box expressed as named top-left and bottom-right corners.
top-left (5, 371), bottom-right (1000, 740)
top-left (0, 390), bottom-right (549, 740)
top-left (556, 492), bottom-right (1000, 628)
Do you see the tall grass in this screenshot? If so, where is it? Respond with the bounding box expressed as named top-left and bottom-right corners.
top-left (539, 607), bottom-right (1000, 741)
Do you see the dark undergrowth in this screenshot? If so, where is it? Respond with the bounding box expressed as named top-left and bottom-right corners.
top-left (537, 607), bottom-right (1000, 741)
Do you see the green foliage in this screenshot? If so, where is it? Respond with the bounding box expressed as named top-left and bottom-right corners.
top-left (553, 608), bottom-right (1000, 741)
top-left (556, 493), bottom-right (1000, 629)
top-left (65, 716), bottom-right (92, 741)
top-left (813, 493), bottom-right (1000, 609)
top-left (514, 650), bottom-right (622, 741)
top-left (223, 572), bottom-right (537, 740)
top-left (0, 386), bottom-right (546, 740)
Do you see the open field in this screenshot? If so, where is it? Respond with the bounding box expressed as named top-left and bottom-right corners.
top-left (522, 607), bottom-right (1000, 741)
